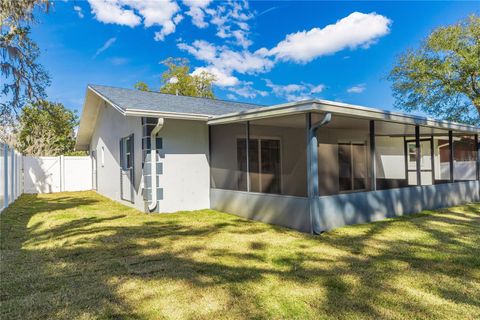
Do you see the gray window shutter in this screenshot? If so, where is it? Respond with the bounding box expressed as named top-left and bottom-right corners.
top-left (119, 138), bottom-right (124, 169)
top-left (129, 134), bottom-right (134, 169)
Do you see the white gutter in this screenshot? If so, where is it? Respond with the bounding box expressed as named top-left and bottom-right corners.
top-left (125, 108), bottom-right (210, 120)
top-left (148, 118), bottom-right (164, 212)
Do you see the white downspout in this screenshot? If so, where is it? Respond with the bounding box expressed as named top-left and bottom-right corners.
top-left (148, 118), bottom-right (164, 212)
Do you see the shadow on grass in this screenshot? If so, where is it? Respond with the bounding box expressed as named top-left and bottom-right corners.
top-left (1, 192), bottom-right (479, 319)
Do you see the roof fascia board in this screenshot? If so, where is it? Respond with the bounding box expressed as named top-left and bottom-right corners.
top-left (74, 86), bottom-right (92, 148)
top-left (74, 87), bottom-right (102, 151)
top-left (125, 108), bottom-right (210, 120)
top-left (207, 103), bottom-right (314, 125)
top-left (311, 102), bottom-right (479, 133)
top-left (208, 100), bottom-right (479, 133)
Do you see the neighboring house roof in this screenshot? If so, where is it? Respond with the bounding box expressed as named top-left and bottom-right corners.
top-left (89, 84), bottom-right (262, 117)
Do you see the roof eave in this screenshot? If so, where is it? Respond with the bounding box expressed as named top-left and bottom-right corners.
top-left (124, 108), bottom-right (210, 120)
top-left (207, 101), bottom-right (314, 125)
top-left (207, 100), bottom-right (480, 134)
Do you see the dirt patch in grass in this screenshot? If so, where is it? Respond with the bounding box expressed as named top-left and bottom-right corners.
top-left (1, 191), bottom-right (479, 319)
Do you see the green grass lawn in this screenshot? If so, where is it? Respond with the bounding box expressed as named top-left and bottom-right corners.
top-left (1, 191), bottom-right (479, 320)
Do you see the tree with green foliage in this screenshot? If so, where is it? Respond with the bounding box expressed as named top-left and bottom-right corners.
top-left (134, 81), bottom-right (150, 91)
top-left (17, 100), bottom-right (78, 156)
top-left (1, 0), bottom-right (50, 124)
top-left (159, 58), bottom-right (216, 98)
top-left (388, 15), bottom-right (480, 125)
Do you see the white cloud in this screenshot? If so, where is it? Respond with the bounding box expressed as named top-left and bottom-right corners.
top-left (347, 83), bottom-right (366, 93)
top-left (192, 66), bottom-right (239, 87)
top-left (87, 0), bottom-right (181, 41)
top-left (74, 5), bottom-right (84, 18)
top-left (86, 0), bottom-right (253, 44)
top-left (178, 39), bottom-right (275, 100)
top-left (265, 12), bottom-right (392, 63)
top-left (134, 0), bottom-right (179, 27)
top-left (265, 79), bottom-right (326, 101)
top-left (178, 41), bottom-right (330, 101)
top-left (226, 93), bottom-right (237, 100)
top-left (183, 0), bottom-right (212, 28)
top-left (174, 11), bottom-right (389, 102)
top-left (173, 14), bottom-right (183, 25)
top-left (228, 81), bottom-right (268, 99)
top-left (178, 40), bottom-right (217, 61)
top-left (205, 0), bottom-right (253, 48)
top-left (154, 19), bottom-right (175, 41)
top-left (93, 37), bottom-right (117, 59)
top-left (311, 84), bottom-right (326, 94)
top-left (178, 40), bottom-right (273, 76)
top-left (216, 48), bottom-right (274, 74)
top-left (88, 0), bottom-right (141, 27)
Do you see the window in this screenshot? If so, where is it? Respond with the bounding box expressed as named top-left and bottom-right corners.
top-left (408, 143), bottom-right (417, 164)
top-left (120, 134), bottom-right (135, 203)
top-left (453, 135), bottom-right (477, 181)
top-left (101, 146), bottom-right (105, 167)
top-left (237, 137), bottom-right (281, 194)
top-left (338, 142), bottom-right (367, 192)
top-left (120, 135), bottom-right (133, 170)
top-left (454, 137), bottom-right (476, 162)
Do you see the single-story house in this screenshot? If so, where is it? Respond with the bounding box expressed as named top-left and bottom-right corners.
top-left (76, 84), bottom-right (480, 233)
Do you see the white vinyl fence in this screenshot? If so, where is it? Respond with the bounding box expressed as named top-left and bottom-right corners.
top-left (1, 147), bottom-right (93, 212)
top-left (1, 143), bottom-right (24, 211)
top-left (24, 156), bottom-right (92, 194)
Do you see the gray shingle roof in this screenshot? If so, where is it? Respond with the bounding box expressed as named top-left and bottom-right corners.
top-left (89, 84), bottom-right (262, 116)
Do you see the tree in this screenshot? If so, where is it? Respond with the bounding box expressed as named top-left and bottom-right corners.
top-left (1, 0), bottom-right (50, 124)
top-left (134, 81), bottom-right (150, 91)
top-left (388, 14), bottom-right (480, 125)
top-left (17, 100), bottom-right (78, 156)
top-left (159, 58), bottom-right (216, 98)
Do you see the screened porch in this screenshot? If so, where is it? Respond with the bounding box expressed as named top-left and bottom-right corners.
top-left (208, 106), bottom-right (480, 233)
top-left (210, 113), bottom-right (478, 196)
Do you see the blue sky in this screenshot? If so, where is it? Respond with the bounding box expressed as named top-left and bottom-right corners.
top-left (31, 1), bottom-right (479, 115)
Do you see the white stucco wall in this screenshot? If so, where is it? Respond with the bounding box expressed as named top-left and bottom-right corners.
top-left (90, 103), bottom-right (144, 211)
top-left (155, 119), bottom-right (210, 212)
top-left (89, 104), bottom-right (210, 213)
